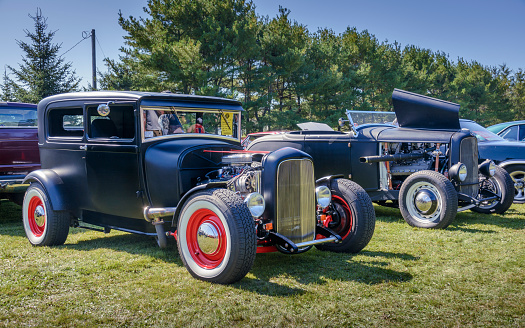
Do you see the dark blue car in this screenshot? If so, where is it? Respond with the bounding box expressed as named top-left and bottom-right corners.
top-left (460, 120), bottom-right (525, 204)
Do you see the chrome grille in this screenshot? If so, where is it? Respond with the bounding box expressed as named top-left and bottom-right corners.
top-left (459, 137), bottom-right (479, 197)
top-left (276, 159), bottom-right (316, 244)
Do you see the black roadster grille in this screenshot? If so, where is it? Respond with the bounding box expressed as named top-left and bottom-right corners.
top-left (459, 137), bottom-right (479, 198)
top-left (275, 159), bottom-right (316, 244)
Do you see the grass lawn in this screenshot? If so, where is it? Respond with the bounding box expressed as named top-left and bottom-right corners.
top-left (0, 199), bottom-right (523, 327)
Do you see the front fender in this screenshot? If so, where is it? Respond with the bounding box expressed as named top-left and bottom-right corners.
top-left (171, 181), bottom-right (228, 227)
top-left (23, 169), bottom-right (70, 211)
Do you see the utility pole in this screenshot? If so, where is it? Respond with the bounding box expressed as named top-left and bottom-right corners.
top-left (91, 29), bottom-right (97, 90)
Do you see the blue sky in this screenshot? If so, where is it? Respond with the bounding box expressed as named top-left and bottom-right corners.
top-left (1, 0), bottom-right (523, 89)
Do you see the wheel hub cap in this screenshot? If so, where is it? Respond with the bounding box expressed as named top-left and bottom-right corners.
top-left (34, 205), bottom-right (46, 227)
top-left (414, 189), bottom-right (438, 215)
top-left (197, 221), bottom-right (220, 254)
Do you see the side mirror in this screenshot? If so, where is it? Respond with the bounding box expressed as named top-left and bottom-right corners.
top-left (97, 101), bottom-right (114, 117)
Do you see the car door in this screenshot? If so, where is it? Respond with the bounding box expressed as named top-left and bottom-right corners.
top-left (84, 103), bottom-right (144, 221)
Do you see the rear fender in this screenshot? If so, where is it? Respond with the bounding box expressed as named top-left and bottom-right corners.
top-left (23, 170), bottom-right (69, 211)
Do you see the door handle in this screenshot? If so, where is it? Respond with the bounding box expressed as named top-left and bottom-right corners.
top-left (79, 145), bottom-right (87, 150)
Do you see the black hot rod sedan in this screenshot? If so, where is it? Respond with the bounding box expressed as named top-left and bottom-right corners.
top-left (21, 91), bottom-right (375, 284)
top-left (247, 89), bottom-right (514, 229)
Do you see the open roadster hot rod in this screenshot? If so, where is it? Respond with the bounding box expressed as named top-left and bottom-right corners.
top-left (247, 89), bottom-right (514, 229)
top-left (22, 91), bottom-right (375, 284)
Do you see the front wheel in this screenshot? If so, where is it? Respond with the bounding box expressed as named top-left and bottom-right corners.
top-left (177, 188), bottom-right (256, 284)
top-left (399, 171), bottom-right (457, 229)
top-left (22, 183), bottom-right (70, 246)
top-left (472, 166), bottom-right (514, 214)
top-left (316, 179), bottom-right (375, 253)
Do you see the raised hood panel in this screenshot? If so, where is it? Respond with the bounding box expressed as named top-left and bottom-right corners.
top-left (393, 89), bottom-right (460, 130)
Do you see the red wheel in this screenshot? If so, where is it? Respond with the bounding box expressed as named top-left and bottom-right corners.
top-left (186, 209), bottom-right (227, 269)
top-left (22, 183), bottom-right (70, 246)
top-left (177, 189), bottom-right (256, 284)
top-left (316, 179), bottom-right (375, 253)
top-left (27, 193), bottom-right (46, 237)
top-left (327, 195), bottom-right (353, 240)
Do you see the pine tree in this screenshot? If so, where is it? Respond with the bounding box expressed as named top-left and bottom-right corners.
top-left (0, 69), bottom-right (16, 102)
top-left (4, 8), bottom-right (80, 103)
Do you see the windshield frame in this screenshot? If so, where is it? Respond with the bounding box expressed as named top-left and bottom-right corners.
top-left (139, 105), bottom-right (242, 142)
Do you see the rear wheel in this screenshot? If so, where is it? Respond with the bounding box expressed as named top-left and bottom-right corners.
top-left (399, 171), bottom-right (457, 229)
top-left (177, 188), bottom-right (256, 284)
top-left (472, 166), bottom-right (514, 214)
top-left (504, 165), bottom-right (525, 204)
top-left (22, 183), bottom-right (70, 246)
top-left (316, 179), bottom-right (375, 253)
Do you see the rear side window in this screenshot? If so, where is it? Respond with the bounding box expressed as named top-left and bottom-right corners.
top-left (0, 107), bottom-right (37, 127)
top-left (48, 107), bottom-right (84, 138)
top-left (500, 125), bottom-right (519, 141)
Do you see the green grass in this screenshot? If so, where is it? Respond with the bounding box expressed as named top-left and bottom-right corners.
top-left (0, 199), bottom-right (524, 327)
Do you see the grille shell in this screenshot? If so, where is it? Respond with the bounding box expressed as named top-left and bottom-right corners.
top-left (275, 158), bottom-right (316, 244)
top-left (458, 136), bottom-right (479, 198)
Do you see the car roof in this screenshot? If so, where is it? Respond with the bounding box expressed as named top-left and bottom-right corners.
top-left (488, 120), bottom-right (525, 129)
top-left (38, 91), bottom-right (243, 110)
top-left (0, 102), bottom-right (37, 108)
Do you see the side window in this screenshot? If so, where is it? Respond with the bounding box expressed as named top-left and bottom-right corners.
top-left (48, 107), bottom-right (84, 138)
top-left (500, 125), bottom-right (519, 141)
top-left (519, 125), bottom-right (525, 141)
top-left (87, 105), bottom-right (135, 140)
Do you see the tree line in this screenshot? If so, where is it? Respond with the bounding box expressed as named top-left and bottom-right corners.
top-left (3, 1), bottom-right (524, 132)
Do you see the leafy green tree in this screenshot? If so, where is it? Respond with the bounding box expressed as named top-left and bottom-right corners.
top-left (2, 8), bottom-right (80, 103)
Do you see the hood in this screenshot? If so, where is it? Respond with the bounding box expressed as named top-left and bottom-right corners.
top-left (477, 139), bottom-right (525, 163)
top-left (392, 89), bottom-right (460, 130)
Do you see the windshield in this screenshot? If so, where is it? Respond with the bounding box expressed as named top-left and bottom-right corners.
top-left (460, 121), bottom-right (505, 142)
top-left (140, 106), bottom-right (241, 141)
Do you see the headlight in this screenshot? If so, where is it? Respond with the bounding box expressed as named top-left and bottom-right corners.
top-left (479, 160), bottom-right (496, 177)
top-left (315, 186), bottom-right (332, 209)
top-left (244, 192), bottom-right (265, 218)
top-left (449, 163), bottom-right (468, 182)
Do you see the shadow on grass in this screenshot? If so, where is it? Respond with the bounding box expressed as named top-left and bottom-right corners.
top-left (62, 232), bottom-right (182, 264)
top-left (235, 249), bottom-right (415, 296)
top-left (372, 202), bottom-right (525, 232)
top-left (59, 231), bottom-right (415, 297)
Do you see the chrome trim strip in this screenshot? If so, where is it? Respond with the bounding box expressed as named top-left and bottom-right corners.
top-left (296, 236), bottom-right (339, 248)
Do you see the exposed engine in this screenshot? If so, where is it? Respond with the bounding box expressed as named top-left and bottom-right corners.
top-left (201, 153), bottom-right (262, 197)
top-left (386, 143), bottom-right (436, 176)
top-left (361, 142), bottom-right (447, 190)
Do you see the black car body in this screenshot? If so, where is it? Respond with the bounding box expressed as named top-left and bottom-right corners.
top-left (248, 89), bottom-right (514, 229)
top-left (22, 91), bottom-right (375, 284)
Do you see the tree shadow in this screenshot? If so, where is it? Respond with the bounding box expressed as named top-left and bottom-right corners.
top-left (233, 249), bottom-right (415, 296)
top-left (60, 231), bottom-right (416, 296)
top-left (372, 203), bottom-right (525, 232)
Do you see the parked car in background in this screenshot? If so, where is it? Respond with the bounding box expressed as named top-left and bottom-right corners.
top-left (0, 102), bottom-right (39, 205)
top-left (486, 120), bottom-right (525, 142)
top-left (460, 119), bottom-right (525, 204)
top-left (22, 91), bottom-right (375, 284)
top-left (248, 89), bottom-right (514, 229)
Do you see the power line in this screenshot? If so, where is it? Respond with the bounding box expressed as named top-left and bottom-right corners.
top-left (95, 35), bottom-right (107, 59)
top-left (60, 34), bottom-right (90, 58)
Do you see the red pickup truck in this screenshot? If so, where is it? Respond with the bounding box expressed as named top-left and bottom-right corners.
top-left (0, 102), bottom-right (39, 204)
